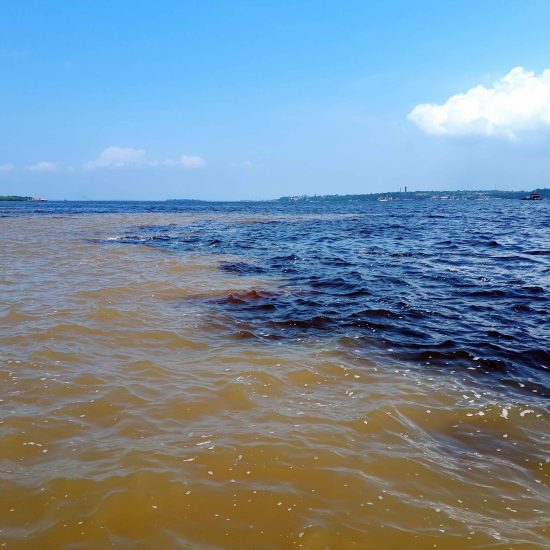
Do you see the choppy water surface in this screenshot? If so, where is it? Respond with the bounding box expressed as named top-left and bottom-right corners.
top-left (1, 200), bottom-right (549, 549)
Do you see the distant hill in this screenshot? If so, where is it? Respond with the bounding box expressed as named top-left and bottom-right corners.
top-left (279, 189), bottom-right (550, 202)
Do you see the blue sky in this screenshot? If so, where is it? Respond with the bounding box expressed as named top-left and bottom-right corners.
top-left (2, 0), bottom-right (550, 200)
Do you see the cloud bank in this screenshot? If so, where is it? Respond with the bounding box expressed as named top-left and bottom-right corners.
top-left (85, 147), bottom-right (206, 170)
top-left (85, 146), bottom-right (146, 169)
top-left (27, 161), bottom-right (57, 172)
top-left (161, 154), bottom-right (207, 169)
top-left (0, 163), bottom-right (14, 172)
top-left (408, 67), bottom-right (550, 138)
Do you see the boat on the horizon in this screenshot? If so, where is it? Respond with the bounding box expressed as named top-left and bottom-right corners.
top-left (520, 191), bottom-right (542, 200)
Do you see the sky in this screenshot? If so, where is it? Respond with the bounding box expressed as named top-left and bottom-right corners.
top-left (1, 0), bottom-right (550, 200)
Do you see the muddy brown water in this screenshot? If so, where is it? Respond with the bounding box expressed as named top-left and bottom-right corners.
top-left (1, 213), bottom-right (548, 549)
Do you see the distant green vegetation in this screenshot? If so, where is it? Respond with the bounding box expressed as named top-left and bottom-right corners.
top-left (279, 188), bottom-right (550, 202)
top-left (0, 195), bottom-right (33, 201)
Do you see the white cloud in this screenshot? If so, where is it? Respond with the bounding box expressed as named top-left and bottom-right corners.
top-left (0, 163), bottom-right (14, 172)
top-left (27, 161), bottom-right (57, 172)
top-left (164, 154), bottom-right (206, 169)
top-left (85, 147), bottom-right (206, 170)
top-left (85, 146), bottom-right (145, 169)
top-left (408, 66), bottom-right (550, 138)
top-left (230, 160), bottom-right (259, 170)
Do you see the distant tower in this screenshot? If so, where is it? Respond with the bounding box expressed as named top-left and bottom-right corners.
top-left (404, 186), bottom-right (407, 193)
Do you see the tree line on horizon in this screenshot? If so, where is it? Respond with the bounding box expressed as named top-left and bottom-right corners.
top-left (278, 188), bottom-right (549, 202)
top-left (0, 195), bottom-right (33, 201)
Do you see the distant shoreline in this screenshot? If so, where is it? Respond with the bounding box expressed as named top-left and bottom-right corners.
top-left (278, 188), bottom-right (549, 202)
top-left (0, 195), bottom-right (46, 202)
top-left (0, 195), bottom-right (33, 201)
top-left (2, 188), bottom-right (548, 202)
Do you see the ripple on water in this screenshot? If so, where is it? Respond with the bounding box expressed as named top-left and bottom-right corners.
top-left (1, 203), bottom-right (549, 548)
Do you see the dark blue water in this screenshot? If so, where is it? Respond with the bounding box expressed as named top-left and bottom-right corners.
top-left (4, 199), bottom-right (549, 396)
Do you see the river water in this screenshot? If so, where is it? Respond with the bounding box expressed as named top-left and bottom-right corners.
top-left (1, 199), bottom-right (549, 548)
